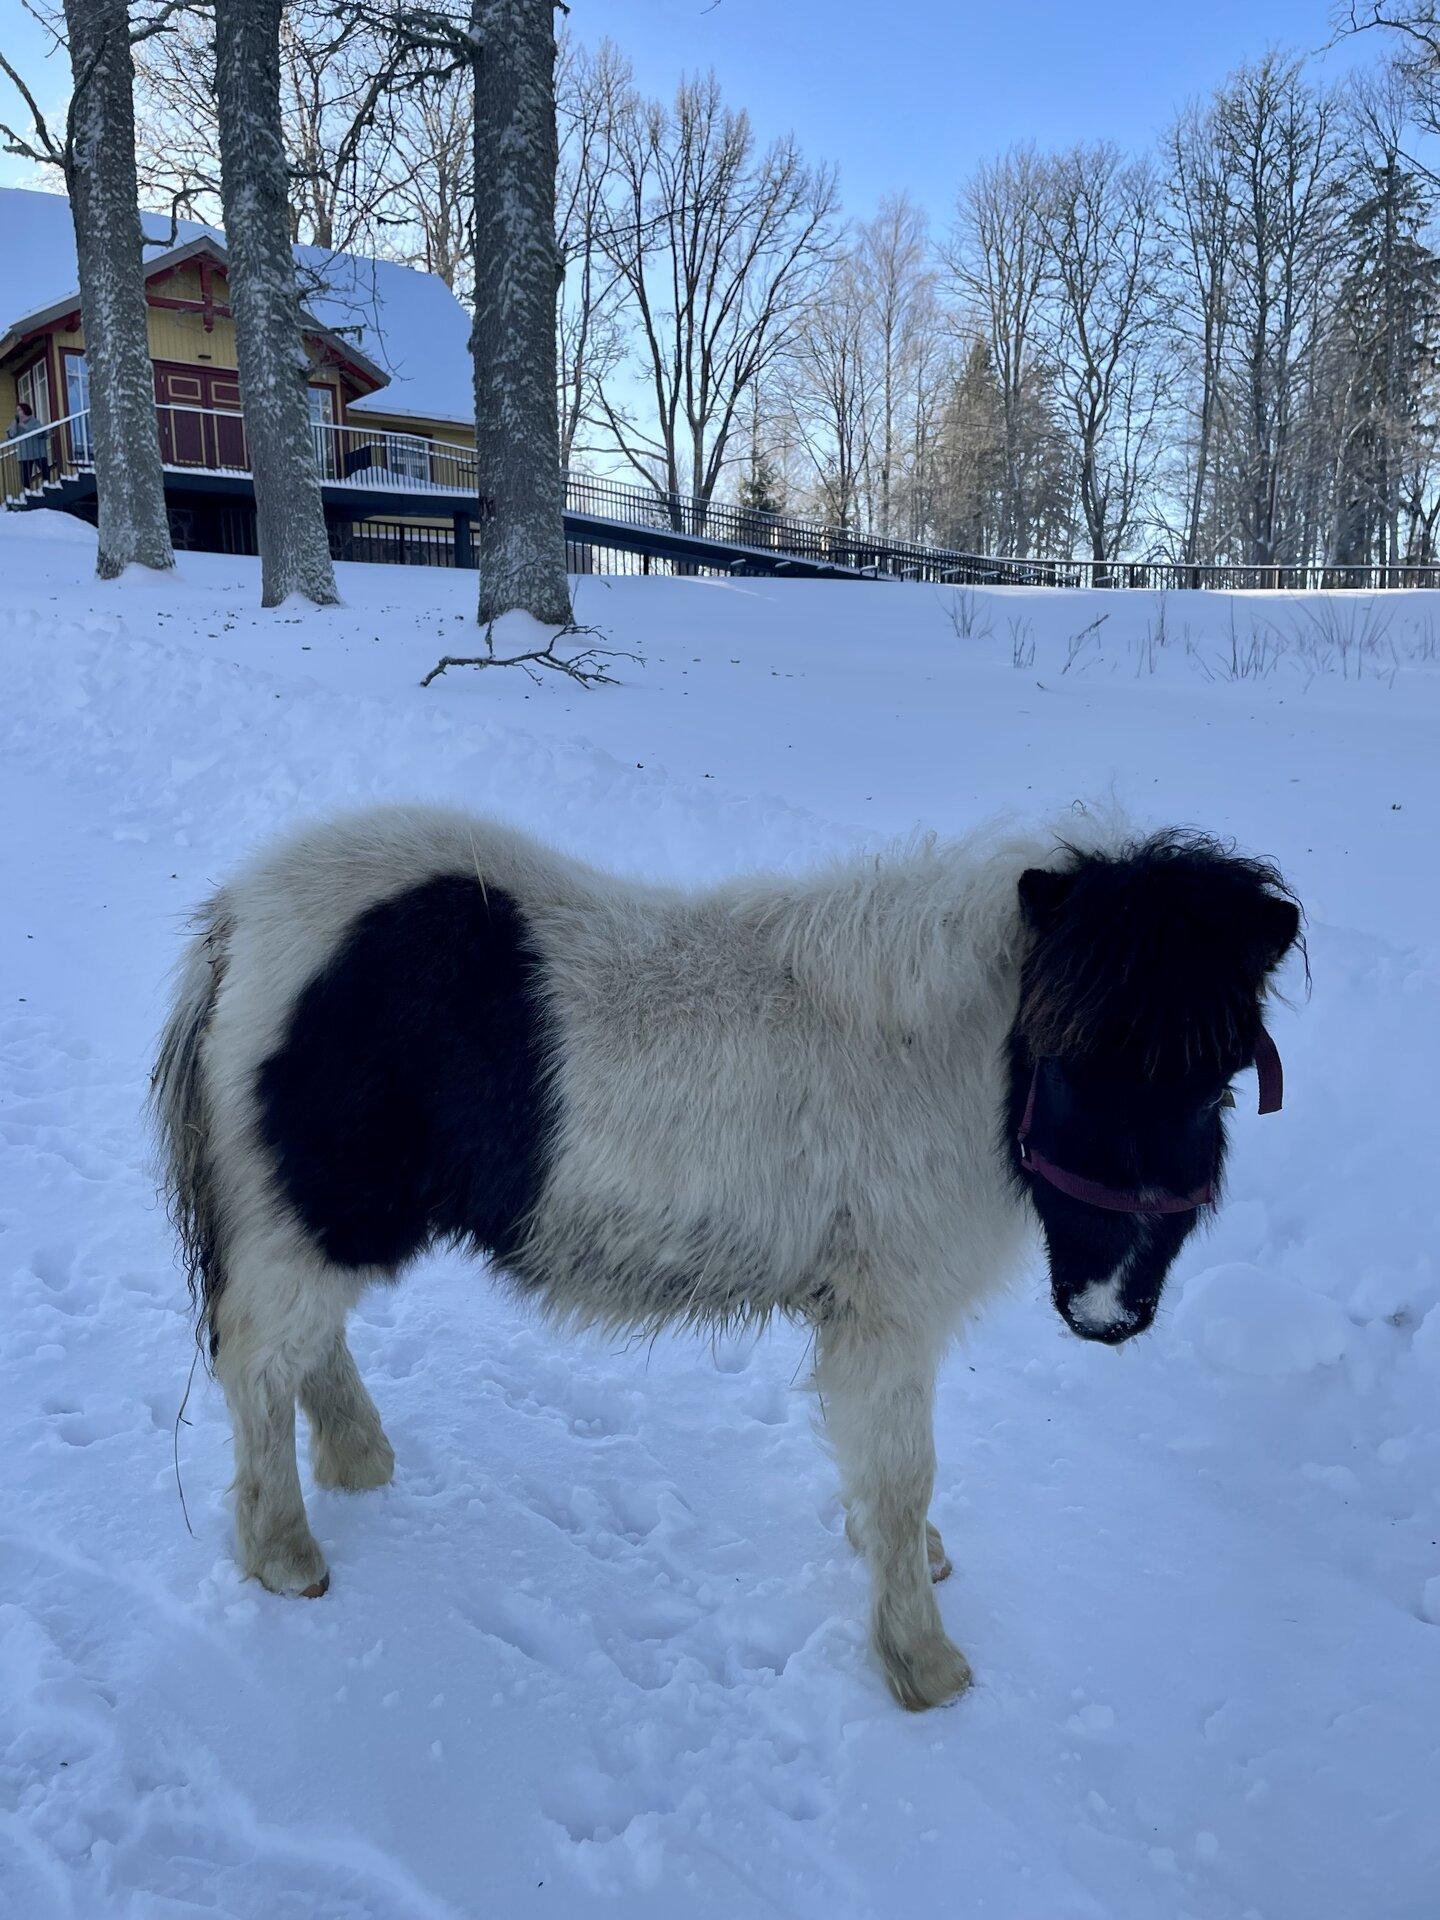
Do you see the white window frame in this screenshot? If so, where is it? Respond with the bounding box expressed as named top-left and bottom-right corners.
top-left (17, 356), bottom-right (50, 425)
top-left (64, 351), bottom-right (92, 461)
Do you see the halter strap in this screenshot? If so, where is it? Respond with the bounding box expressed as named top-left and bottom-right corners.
top-left (1017, 1026), bottom-right (1283, 1216)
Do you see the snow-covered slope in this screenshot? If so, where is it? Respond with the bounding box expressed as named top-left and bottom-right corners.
top-left (2, 510), bottom-right (1437, 1920)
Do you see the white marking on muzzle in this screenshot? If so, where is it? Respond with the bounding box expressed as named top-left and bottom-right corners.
top-left (1068, 1275), bottom-right (1136, 1334)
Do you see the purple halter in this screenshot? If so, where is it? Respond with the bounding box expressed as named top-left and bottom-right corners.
top-left (1017, 1025), bottom-right (1283, 1216)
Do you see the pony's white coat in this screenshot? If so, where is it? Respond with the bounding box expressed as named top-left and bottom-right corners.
top-left (157, 803), bottom-right (1091, 1707)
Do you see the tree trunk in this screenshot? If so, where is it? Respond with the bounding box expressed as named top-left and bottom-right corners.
top-left (62, 0), bottom-right (174, 580)
top-left (214, 0), bottom-right (338, 608)
top-left (470, 0), bottom-right (573, 628)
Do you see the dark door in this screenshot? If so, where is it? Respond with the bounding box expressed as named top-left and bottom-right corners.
top-left (208, 374), bottom-right (247, 470)
top-left (154, 367), bottom-right (206, 465)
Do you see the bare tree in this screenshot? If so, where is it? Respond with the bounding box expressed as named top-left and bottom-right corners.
top-left (554, 36), bottom-right (630, 468)
top-left (1213, 54), bottom-right (1347, 565)
top-left (1, 2), bottom-right (175, 578)
top-left (134, 1), bottom-right (413, 257)
top-left (385, 61), bottom-right (472, 295)
top-left (598, 72), bottom-right (838, 513)
top-left (856, 193), bottom-right (935, 535)
top-left (1163, 100), bottom-right (1236, 566)
top-left (214, 0), bottom-right (338, 606)
top-left (1038, 144), bottom-right (1165, 571)
top-left (947, 147), bottom-right (1052, 553)
top-left (779, 260), bottom-right (875, 528)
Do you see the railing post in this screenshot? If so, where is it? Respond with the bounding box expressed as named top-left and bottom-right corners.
top-left (453, 510), bottom-right (475, 569)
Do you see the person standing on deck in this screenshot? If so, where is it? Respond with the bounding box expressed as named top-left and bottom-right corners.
top-left (6, 402), bottom-right (49, 491)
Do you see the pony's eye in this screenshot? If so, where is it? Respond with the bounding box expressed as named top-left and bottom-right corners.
top-left (1215, 1088), bottom-right (1237, 1110)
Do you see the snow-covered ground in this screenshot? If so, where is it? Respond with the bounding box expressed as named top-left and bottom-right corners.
top-left (2, 508), bottom-right (1438, 1920)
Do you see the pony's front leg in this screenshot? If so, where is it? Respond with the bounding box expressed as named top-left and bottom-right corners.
top-left (818, 1320), bottom-right (970, 1710)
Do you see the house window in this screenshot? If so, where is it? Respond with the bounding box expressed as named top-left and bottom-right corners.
top-left (308, 385), bottom-right (336, 479)
top-left (64, 351), bottom-right (91, 461)
top-left (17, 356), bottom-right (50, 427)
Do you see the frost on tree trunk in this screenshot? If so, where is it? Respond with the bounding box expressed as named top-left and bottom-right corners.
top-left (62, 0), bottom-right (174, 580)
top-left (214, 0), bottom-right (338, 608)
top-left (470, 0), bottom-right (573, 628)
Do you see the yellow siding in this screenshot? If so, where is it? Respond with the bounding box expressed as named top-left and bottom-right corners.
top-left (349, 409), bottom-right (474, 449)
top-left (147, 305), bottom-right (239, 370)
top-left (2, 254), bottom-right (476, 446)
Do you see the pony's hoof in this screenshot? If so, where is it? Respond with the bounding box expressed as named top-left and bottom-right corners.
top-left (881, 1631), bottom-right (973, 1712)
top-left (246, 1532), bottom-right (330, 1599)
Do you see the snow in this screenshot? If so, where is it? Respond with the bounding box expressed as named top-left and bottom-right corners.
top-left (1174, 1264), bottom-right (1352, 1377)
top-left (2, 508), bottom-right (1439, 1918)
top-left (0, 187), bottom-right (473, 428)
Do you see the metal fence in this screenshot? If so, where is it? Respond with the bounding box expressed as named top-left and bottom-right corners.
top-left (561, 471), bottom-right (955, 580)
top-left (331, 521), bottom-right (460, 567)
top-left (14, 405), bottom-right (1440, 590)
top-left (559, 475), bottom-right (1440, 590)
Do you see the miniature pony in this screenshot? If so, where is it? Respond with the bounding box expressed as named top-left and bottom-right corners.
top-left (153, 807), bottom-right (1299, 1709)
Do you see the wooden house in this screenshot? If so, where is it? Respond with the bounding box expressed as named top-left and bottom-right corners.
top-left (0, 186), bottom-right (480, 565)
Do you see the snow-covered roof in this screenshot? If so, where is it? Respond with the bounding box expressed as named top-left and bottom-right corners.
top-left (0, 186), bottom-right (473, 428)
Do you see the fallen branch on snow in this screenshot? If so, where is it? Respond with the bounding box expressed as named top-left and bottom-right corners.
top-left (421, 622), bottom-right (640, 689)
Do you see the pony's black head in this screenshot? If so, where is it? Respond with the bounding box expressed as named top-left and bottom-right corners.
top-left (1009, 831), bottom-right (1301, 1345)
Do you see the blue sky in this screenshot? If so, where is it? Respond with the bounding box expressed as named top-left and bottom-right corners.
top-left (1, 0), bottom-right (1386, 223)
top-left (582, 0), bottom-right (1383, 224)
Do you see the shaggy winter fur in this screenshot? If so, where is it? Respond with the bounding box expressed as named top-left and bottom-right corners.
top-left (152, 804), bottom-right (1298, 1709)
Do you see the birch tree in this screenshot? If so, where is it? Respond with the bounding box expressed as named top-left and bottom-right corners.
top-left (1, 2), bottom-right (175, 578)
top-left (214, 0), bottom-right (339, 606)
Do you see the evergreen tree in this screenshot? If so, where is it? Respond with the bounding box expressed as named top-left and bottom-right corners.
top-left (1327, 148), bottom-right (1440, 567)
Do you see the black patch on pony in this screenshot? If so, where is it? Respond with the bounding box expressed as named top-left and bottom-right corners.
top-left (1005, 830), bottom-right (1302, 1343)
top-left (256, 875), bottom-right (555, 1273)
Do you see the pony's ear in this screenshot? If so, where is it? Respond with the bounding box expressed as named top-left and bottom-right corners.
top-left (1256, 894), bottom-right (1301, 972)
top-left (1018, 867), bottom-right (1074, 933)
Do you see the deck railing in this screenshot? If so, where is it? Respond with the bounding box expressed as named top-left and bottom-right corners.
top-left (2, 403), bottom-right (93, 503)
top-left (2, 401), bottom-right (480, 504)
top-left (12, 401), bottom-right (1440, 590)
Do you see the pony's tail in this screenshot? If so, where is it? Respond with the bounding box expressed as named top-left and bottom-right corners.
top-left (150, 897), bottom-right (231, 1359)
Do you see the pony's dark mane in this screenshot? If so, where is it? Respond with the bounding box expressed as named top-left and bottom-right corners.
top-left (1019, 829), bottom-right (1304, 1077)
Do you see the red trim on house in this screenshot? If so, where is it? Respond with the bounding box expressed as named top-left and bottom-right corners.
top-left (17, 311), bottom-right (82, 346)
top-left (148, 294), bottom-right (235, 320)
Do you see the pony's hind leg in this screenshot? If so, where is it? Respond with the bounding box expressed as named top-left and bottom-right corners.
top-left (213, 1242), bottom-right (341, 1597)
top-left (818, 1319), bottom-right (971, 1710)
top-left (299, 1324), bottom-right (395, 1491)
